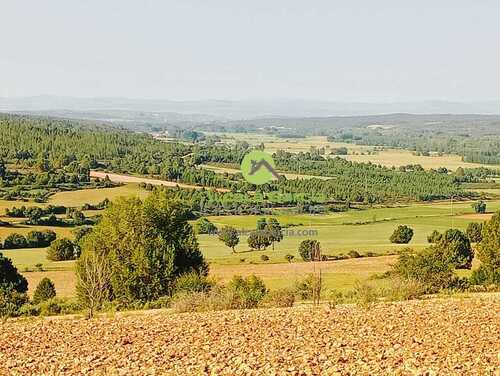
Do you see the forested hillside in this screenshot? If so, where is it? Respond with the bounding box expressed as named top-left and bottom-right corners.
top-left (0, 114), bottom-right (475, 205)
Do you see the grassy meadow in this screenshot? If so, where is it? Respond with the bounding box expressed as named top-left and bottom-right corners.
top-left (1, 182), bottom-right (498, 297)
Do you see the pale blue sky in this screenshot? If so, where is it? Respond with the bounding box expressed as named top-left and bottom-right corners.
top-left (1, 0), bottom-right (500, 101)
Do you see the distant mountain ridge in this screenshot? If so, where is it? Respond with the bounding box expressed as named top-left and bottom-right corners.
top-left (3, 96), bottom-right (500, 119)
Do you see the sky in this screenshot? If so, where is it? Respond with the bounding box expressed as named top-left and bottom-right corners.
top-left (2, 0), bottom-right (500, 102)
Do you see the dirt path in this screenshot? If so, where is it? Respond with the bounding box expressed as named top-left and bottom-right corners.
top-left (90, 171), bottom-right (229, 192)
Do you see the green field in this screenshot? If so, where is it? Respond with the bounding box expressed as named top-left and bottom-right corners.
top-left (1, 184), bottom-right (495, 297)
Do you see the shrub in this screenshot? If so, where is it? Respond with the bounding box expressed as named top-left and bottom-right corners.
top-left (226, 275), bottom-right (267, 309)
top-left (174, 272), bottom-right (213, 294)
top-left (0, 289), bottom-right (28, 317)
top-left (260, 254), bottom-right (269, 262)
top-left (472, 200), bottom-right (487, 214)
top-left (348, 250), bottom-right (361, 258)
top-left (353, 282), bottom-right (379, 309)
top-left (470, 265), bottom-right (500, 285)
top-left (172, 289), bottom-right (231, 313)
top-left (260, 288), bottom-right (295, 308)
top-left (195, 218), bottom-right (218, 235)
top-left (47, 238), bottom-right (77, 261)
top-left (247, 230), bottom-right (272, 251)
top-left (380, 278), bottom-right (426, 302)
top-left (298, 239), bottom-right (321, 261)
top-left (391, 248), bottom-right (457, 293)
top-left (466, 222), bottom-right (483, 243)
top-left (294, 274), bottom-right (322, 300)
top-left (390, 225), bottom-right (414, 244)
top-left (285, 254), bottom-right (295, 263)
top-left (434, 229), bottom-right (473, 269)
top-left (3, 233), bottom-right (28, 249)
top-left (427, 230), bottom-right (442, 243)
top-left (328, 290), bottom-right (345, 309)
top-left (33, 277), bottom-right (56, 304)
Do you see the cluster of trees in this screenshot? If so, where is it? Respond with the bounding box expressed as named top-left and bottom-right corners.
top-left (218, 218), bottom-right (283, 253)
top-left (392, 213), bottom-right (500, 291)
top-left (0, 230), bottom-right (56, 249)
top-left (5, 205), bottom-right (66, 218)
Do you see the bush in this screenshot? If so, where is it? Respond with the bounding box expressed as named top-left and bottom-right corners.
top-left (380, 278), bottom-right (426, 302)
top-left (353, 282), bottom-right (379, 309)
top-left (328, 290), bottom-right (345, 309)
top-left (466, 222), bottom-right (483, 243)
top-left (427, 230), bottom-right (442, 243)
top-left (172, 289), bottom-right (231, 313)
top-left (3, 233), bottom-right (28, 249)
top-left (33, 277), bottom-right (57, 304)
top-left (26, 230), bottom-right (57, 248)
top-left (226, 275), bottom-right (267, 309)
top-left (294, 274), bottom-right (322, 300)
top-left (285, 254), bottom-right (295, 263)
top-left (433, 229), bottom-right (473, 269)
top-left (260, 254), bottom-right (269, 262)
top-left (347, 250), bottom-right (361, 258)
top-left (174, 272), bottom-right (213, 294)
top-left (390, 225), bottom-right (414, 244)
top-left (195, 218), bottom-right (218, 235)
top-left (47, 238), bottom-right (77, 261)
top-left (298, 239), bottom-right (321, 261)
top-left (260, 288), bottom-right (295, 308)
top-left (0, 289), bottom-right (28, 317)
top-left (391, 247), bottom-right (457, 293)
top-left (470, 265), bottom-right (500, 285)
top-left (247, 230), bottom-right (272, 251)
top-left (472, 200), bottom-right (487, 214)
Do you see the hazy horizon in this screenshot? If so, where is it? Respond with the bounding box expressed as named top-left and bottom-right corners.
top-left (2, 1), bottom-right (500, 102)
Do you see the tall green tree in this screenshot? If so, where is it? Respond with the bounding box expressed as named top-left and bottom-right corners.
top-left (76, 192), bottom-right (207, 305)
top-left (218, 226), bottom-right (240, 253)
top-left (265, 218), bottom-right (283, 250)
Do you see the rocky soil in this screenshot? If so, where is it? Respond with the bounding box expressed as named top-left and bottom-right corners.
top-left (1, 296), bottom-right (499, 375)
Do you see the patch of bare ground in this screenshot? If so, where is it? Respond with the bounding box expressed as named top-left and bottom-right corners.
top-left (211, 256), bottom-right (396, 282)
top-left (1, 296), bottom-right (498, 375)
top-left (90, 171), bottom-right (229, 192)
top-left (457, 213), bottom-right (494, 221)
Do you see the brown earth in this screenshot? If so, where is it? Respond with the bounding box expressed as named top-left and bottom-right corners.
top-left (90, 171), bottom-right (229, 192)
top-left (1, 296), bottom-right (498, 375)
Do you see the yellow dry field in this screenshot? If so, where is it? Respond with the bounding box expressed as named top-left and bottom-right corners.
top-left (213, 132), bottom-right (497, 170)
top-left (47, 183), bottom-right (148, 207)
